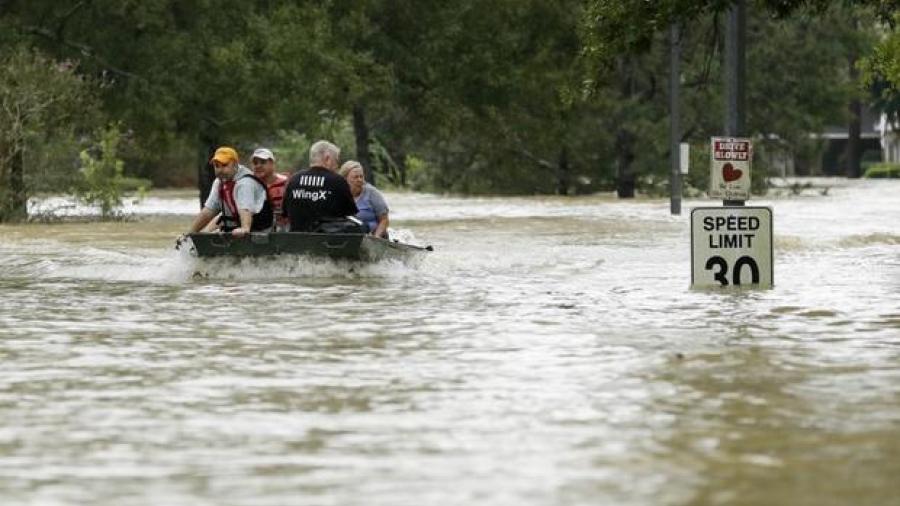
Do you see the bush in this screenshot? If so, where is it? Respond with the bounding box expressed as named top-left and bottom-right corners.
top-left (863, 163), bottom-right (900, 178)
top-left (119, 176), bottom-right (153, 192)
top-left (73, 125), bottom-right (144, 218)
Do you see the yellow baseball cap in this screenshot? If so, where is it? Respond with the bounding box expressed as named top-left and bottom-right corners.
top-left (210, 146), bottom-right (239, 165)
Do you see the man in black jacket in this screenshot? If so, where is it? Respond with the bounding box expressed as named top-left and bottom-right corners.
top-left (282, 140), bottom-right (359, 232)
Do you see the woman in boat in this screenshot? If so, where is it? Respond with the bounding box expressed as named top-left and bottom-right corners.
top-left (339, 160), bottom-right (390, 238)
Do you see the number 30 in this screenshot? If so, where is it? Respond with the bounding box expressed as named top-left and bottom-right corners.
top-left (704, 255), bottom-right (760, 286)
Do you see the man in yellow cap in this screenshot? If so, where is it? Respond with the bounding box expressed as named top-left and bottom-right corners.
top-left (186, 146), bottom-right (273, 237)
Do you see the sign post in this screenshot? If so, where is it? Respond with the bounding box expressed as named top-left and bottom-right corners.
top-left (669, 23), bottom-right (682, 216)
top-left (690, 137), bottom-right (773, 289)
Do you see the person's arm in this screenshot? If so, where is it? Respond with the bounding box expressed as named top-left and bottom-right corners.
top-left (201, 214), bottom-right (222, 232)
top-left (190, 179), bottom-right (222, 233)
top-left (373, 213), bottom-right (389, 238)
top-left (232, 178), bottom-right (261, 237)
top-left (232, 209), bottom-right (253, 237)
top-left (369, 186), bottom-right (389, 237)
top-left (188, 208), bottom-right (217, 233)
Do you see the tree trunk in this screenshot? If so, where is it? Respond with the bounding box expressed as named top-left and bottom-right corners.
top-left (352, 104), bottom-right (374, 185)
top-left (7, 147), bottom-right (27, 221)
top-left (615, 129), bottom-right (636, 198)
top-left (615, 56), bottom-right (637, 199)
top-left (846, 54), bottom-right (862, 178)
top-left (556, 145), bottom-right (569, 195)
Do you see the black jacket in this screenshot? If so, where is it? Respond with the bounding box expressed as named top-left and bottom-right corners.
top-left (282, 167), bottom-right (359, 232)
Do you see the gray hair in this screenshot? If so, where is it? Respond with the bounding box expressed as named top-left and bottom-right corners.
top-left (339, 160), bottom-right (363, 178)
top-left (309, 140), bottom-right (340, 167)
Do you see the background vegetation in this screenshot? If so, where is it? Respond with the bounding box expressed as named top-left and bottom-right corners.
top-left (0, 0), bottom-right (898, 220)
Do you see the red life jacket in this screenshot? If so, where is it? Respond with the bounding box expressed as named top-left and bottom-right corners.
top-left (267, 173), bottom-right (288, 226)
top-left (218, 173), bottom-right (274, 232)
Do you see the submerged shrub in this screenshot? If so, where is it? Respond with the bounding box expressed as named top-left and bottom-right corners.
top-left (73, 125), bottom-right (144, 218)
top-left (863, 163), bottom-right (900, 178)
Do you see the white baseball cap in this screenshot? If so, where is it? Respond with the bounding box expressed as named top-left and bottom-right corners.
top-left (251, 148), bottom-right (275, 161)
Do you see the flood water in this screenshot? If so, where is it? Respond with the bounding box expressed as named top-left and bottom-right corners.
top-left (1, 179), bottom-right (898, 505)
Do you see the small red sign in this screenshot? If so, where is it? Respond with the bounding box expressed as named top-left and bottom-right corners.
top-left (713, 141), bottom-right (750, 161)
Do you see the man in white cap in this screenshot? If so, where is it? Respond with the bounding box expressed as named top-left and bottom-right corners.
top-left (250, 148), bottom-right (289, 230)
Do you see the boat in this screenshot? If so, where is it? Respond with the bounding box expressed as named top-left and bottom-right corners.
top-left (181, 232), bottom-right (432, 263)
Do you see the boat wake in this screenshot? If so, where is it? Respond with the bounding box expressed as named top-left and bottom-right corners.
top-left (186, 253), bottom-right (425, 282)
top-left (0, 240), bottom-right (427, 284)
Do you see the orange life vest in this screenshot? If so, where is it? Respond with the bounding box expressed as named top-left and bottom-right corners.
top-left (268, 173), bottom-right (289, 226)
top-left (218, 173), bottom-right (273, 232)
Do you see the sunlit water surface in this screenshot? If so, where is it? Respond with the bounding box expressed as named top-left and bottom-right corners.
top-left (1, 180), bottom-right (899, 505)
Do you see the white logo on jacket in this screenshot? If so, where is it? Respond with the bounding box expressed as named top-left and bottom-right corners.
top-left (299, 175), bottom-right (325, 187)
top-left (292, 189), bottom-right (329, 201)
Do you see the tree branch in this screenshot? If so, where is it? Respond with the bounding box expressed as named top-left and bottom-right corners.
top-left (55, 1), bottom-right (89, 39)
top-left (23, 24), bottom-right (143, 81)
top-left (512, 145), bottom-right (556, 171)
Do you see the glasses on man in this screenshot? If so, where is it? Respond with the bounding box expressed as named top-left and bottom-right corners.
top-left (251, 158), bottom-right (270, 165)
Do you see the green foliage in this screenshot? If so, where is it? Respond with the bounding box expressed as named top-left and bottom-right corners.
top-left (0, 0), bottom-right (896, 202)
top-left (405, 155), bottom-right (437, 192)
top-left (270, 130), bottom-right (313, 173)
top-left (581, 0), bottom-right (895, 72)
top-left (268, 119), bottom-right (357, 173)
top-left (119, 177), bottom-right (153, 193)
top-left (863, 163), bottom-right (900, 178)
top-left (73, 126), bottom-right (140, 218)
top-left (868, 24), bottom-right (900, 85)
top-left (863, 12), bottom-right (900, 124)
top-left (0, 45), bottom-right (102, 221)
top-left (579, 2), bottom-right (886, 194)
top-left (26, 132), bottom-right (85, 193)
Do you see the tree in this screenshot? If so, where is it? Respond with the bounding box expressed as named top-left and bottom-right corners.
top-left (864, 12), bottom-right (900, 127)
top-left (0, 46), bottom-right (100, 222)
top-left (3, 0), bottom-right (341, 203)
top-left (581, 0), bottom-right (889, 188)
top-left (0, 0), bottom-right (893, 204)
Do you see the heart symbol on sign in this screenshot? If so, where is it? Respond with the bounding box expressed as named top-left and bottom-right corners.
top-left (722, 163), bottom-right (743, 182)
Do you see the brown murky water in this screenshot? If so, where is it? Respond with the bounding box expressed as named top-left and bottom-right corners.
top-left (1, 180), bottom-right (898, 505)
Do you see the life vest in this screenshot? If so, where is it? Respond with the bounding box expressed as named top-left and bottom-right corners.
top-left (218, 173), bottom-right (274, 232)
top-left (267, 173), bottom-right (288, 226)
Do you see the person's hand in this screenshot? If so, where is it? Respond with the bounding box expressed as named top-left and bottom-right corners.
top-left (232, 228), bottom-right (249, 238)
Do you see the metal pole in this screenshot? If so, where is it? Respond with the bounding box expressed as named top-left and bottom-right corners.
top-left (724, 0), bottom-right (746, 207)
top-left (669, 23), bottom-right (682, 215)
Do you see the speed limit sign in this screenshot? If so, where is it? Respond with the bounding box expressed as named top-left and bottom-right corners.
top-left (691, 207), bottom-right (773, 288)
